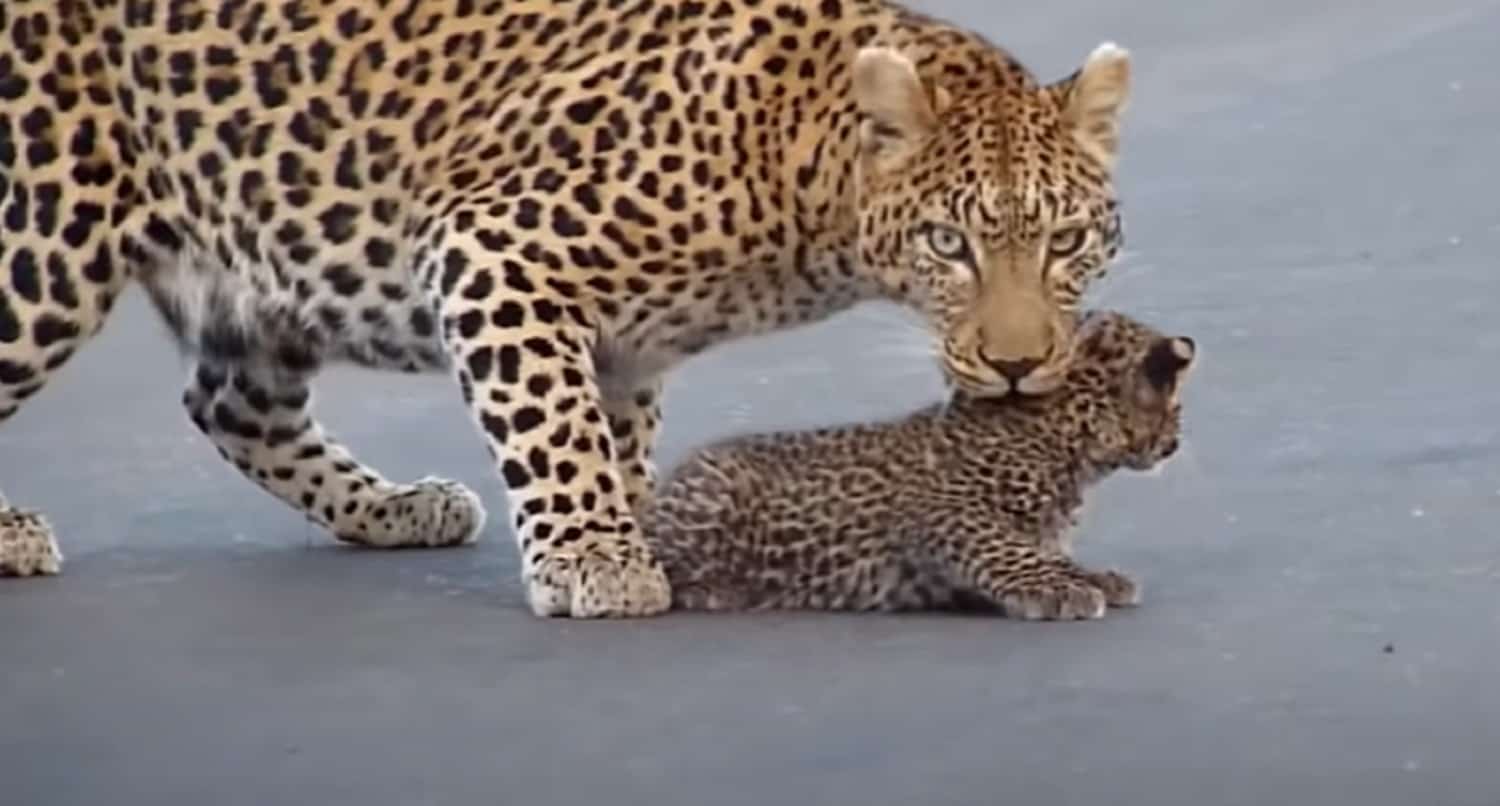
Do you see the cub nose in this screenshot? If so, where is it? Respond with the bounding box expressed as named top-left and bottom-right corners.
top-left (980, 351), bottom-right (1041, 382)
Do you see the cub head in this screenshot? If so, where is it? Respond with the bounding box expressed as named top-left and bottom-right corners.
top-left (853, 42), bottom-right (1131, 398)
top-left (1061, 311), bottom-right (1197, 471)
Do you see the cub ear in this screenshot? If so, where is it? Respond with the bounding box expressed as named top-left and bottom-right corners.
top-left (1142, 336), bottom-right (1196, 391)
top-left (852, 47), bottom-right (947, 169)
top-left (1050, 42), bottom-right (1131, 168)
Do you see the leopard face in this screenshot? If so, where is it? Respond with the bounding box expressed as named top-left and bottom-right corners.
top-left (1062, 311), bottom-right (1197, 472)
top-left (852, 43), bottom-right (1132, 399)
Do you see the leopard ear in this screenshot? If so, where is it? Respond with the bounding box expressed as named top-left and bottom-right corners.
top-left (1051, 42), bottom-right (1131, 168)
top-left (1142, 336), bottom-right (1196, 391)
top-left (852, 48), bottom-right (946, 169)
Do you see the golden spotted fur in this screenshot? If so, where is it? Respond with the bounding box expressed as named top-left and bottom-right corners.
top-left (1, 0), bottom-right (1131, 617)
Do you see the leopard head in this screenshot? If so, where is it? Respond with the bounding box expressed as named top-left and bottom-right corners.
top-left (1063, 311), bottom-right (1197, 472)
top-left (853, 42), bottom-right (1131, 398)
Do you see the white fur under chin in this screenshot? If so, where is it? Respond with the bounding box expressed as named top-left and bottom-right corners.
top-left (1015, 372), bottom-right (1064, 396)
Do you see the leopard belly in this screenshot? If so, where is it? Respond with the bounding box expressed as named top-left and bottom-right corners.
top-left (139, 242), bottom-right (448, 375)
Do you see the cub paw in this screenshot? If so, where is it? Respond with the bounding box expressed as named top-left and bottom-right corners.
top-left (0, 508), bottom-right (64, 578)
top-left (342, 477), bottom-right (486, 548)
top-left (1083, 568), bottom-right (1140, 607)
top-left (526, 540), bottom-right (672, 619)
top-left (1000, 579), bottom-right (1106, 621)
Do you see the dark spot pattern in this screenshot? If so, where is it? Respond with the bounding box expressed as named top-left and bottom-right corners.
top-left (0, 0), bottom-right (1126, 619)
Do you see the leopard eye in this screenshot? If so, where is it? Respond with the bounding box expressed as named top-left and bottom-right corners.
top-left (1048, 226), bottom-right (1088, 257)
top-left (925, 224), bottom-right (974, 264)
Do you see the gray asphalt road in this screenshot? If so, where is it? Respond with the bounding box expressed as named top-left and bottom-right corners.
top-left (4, 2), bottom-right (1500, 804)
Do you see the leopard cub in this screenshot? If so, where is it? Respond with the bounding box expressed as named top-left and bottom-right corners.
top-left (642, 311), bottom-right (1196, 618)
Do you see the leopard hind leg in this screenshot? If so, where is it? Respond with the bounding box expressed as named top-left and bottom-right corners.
top-left (162, 268), bottom-right (486, 550)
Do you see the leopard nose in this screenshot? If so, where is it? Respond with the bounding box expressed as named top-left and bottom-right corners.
top-left (979, 351), bottom-right (1041, 381)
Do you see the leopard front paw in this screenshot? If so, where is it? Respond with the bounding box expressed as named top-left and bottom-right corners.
top-left (0, 507), bottom-right (64, 578)
top-left (526, 540), bottom-right (672, 619)
top-left (1082, 568), bottom-right (1140, 607)
top-left (999, 578), bottom-right (1106, 621)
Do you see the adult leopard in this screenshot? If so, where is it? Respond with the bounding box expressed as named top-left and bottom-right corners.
top-left (0, 0), bottom-right (1132, 618)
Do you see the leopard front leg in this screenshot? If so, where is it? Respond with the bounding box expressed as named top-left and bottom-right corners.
top-left (600, 377), bottom-right (664, 517)
top-left (182, 362), bottom-right (485, 549)
top-left (438, 246), bottom-right (669, 618)
top-left (1077, 567), bottom-right (1141, 608)
top-left (940, 530), bottom-right (1112, 621)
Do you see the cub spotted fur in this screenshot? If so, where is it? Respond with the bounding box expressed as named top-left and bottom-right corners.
top-left (644, 311), bottom-right (1196, 618)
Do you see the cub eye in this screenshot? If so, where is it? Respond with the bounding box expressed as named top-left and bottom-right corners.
top-left (1048, 226), bottom-right (1089, 257)
top-left (924, 224), bottom-right (974, 263)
